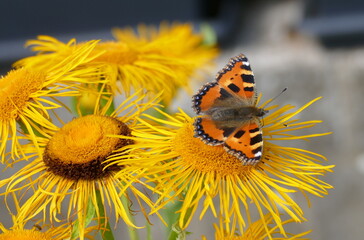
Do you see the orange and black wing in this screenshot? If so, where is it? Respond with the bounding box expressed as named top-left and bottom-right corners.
top-left (216, 54), bottom-right (257, 101)
top-left (192, 82), bottom-right (234, 114)
top-left (223, 122), bottom-right (263, 165)
top-left (193, 117), bottom-right (225, 146)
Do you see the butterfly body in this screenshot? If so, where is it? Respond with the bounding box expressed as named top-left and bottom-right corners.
top-left (192, 54), bottom-right (267, 165)
top-left (209, 106), bottom-right (265, 122)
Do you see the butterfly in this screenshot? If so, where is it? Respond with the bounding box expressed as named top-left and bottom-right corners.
top-left (192, 54), bottom-right (268, 165)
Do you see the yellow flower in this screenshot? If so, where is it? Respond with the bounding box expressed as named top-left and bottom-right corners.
top-left (0, 211), bottom-right (83, 240)
top-left (14, 22), bottom-right (218, 103)
top-left (0, 92), bottom-right (161, 240)
top-left (0, 40), bottom-right (103, 161)
top-left (0, 223), bottom-right (71, 240)
top-left (115, 97), bottom-right (334, 235)
top-left (202, 213), bottom-right (311, 240)
top-left (0, 218), bottom-right (100, 240)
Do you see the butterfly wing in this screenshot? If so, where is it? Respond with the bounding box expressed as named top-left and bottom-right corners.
top-left (192, 54), bottom-right (256, 114)
top-left (193, 53), bottom-right (264, 164)
top-left (223, 121), bottom-right (263, 165)
top-left (192, 81), bottom-right (237, 114)
top-left (192, 81), bottom-right (242, 145)
top-left (193, 117), bottom-right (225, 145)
top-left (216, 54), bottom-right (257, 103)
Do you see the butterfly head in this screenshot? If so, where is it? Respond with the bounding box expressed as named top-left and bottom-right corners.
top-left (256, 108), bottom-right (268, 117)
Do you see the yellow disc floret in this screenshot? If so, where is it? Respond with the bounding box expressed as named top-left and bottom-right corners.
top-left (0, 68), bottom-right (45, 121)
top-left (173, 121), bottom-right (252, 177)
top-left (0, 229), bottom-right (52, 240)
top-left (44, 115), bottom-right (133, 180)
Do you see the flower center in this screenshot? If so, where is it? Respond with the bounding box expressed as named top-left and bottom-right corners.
top-left (94, 42), bottom-right (139, 65)
top-left (0, 229), bottom-right (52, 240)
top-left (43, 115), bottom-right (133, 180)
top-left (0, 68), bottom-right (45, 121)
top-left (173, 122), bottom-right (253, 176)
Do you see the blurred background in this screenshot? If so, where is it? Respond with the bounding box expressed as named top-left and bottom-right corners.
top-left (1, 0), bottom-right (364, 239)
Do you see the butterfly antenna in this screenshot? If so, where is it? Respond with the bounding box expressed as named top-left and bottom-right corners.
top-left (265, 87), bottom-right (287, 107)
top-left (264, 87), bottom-right (289, 128)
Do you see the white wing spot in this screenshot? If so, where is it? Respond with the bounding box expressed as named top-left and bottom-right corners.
top-left (254, 152), bottom-right (262, 157)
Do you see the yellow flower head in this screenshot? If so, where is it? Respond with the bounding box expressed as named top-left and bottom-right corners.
top-left (115, 97), bottom-right (334, 235)
top-left (202, 213), bottom-right (311, 240)
top-left (0, 225), bottom-right (69, 240)
top-left (0, 40), bottom-right (104, 161)
top-left (0, 92), bottom-right (162, 240)
top-left (14, 22), bottom-right (218, 104)
top-left (0, 212), bottom-right (80, 240)
top-left (0, 218), bottom-right (100, 240)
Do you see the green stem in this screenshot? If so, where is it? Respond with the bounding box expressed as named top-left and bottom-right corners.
top-left (146, 222), bottom-right (152, 240)
top-left (121, 194), bottom-right (140, 240)
top-left (96, 189), bottom-right (115, 240)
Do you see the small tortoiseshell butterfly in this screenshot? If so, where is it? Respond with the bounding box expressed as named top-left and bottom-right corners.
top-left (192, 54), bottom-right (268, 165)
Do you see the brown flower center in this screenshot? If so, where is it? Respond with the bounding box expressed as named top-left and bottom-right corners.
top-left (43, 115), bottom-right (133, 180)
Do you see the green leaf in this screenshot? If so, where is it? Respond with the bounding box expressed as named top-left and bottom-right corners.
top-left (71, 198), bottom-right (96, 239)
top-left (96, 189), bottom-right (115, 240)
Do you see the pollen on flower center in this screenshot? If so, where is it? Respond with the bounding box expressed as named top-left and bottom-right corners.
top-left (0, 229), bottom-right (52, 240)
top-left (0, 68), bottom-right (45, 121)
top-left (43, 115), bottom-right (133, 180)
top-left (172, 121), bottom-right (253, 176)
